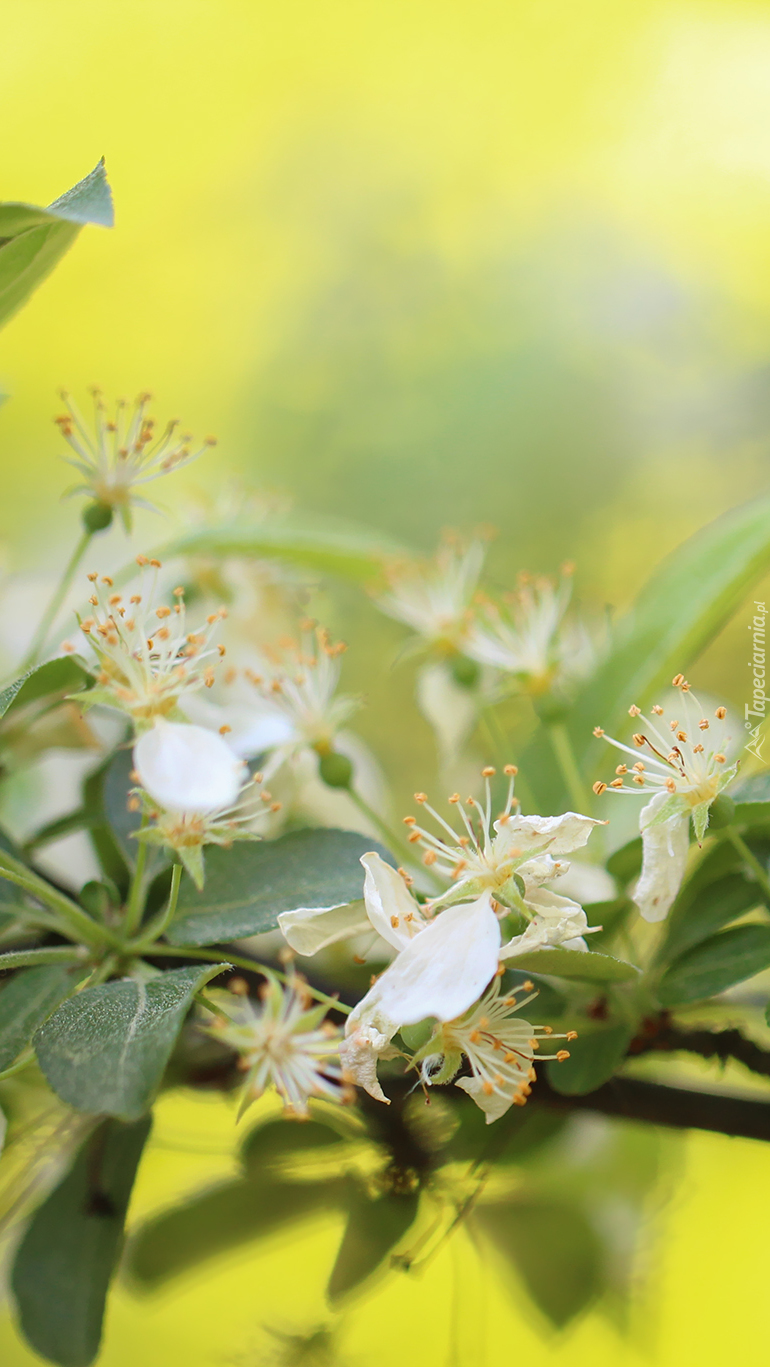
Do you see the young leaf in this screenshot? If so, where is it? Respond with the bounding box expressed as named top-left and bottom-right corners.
top-left (34, 964), bottom-right (227, 1119)
top-left (657, 924), bottom-right (770, 1006)
top-left (166, 828), bottom-right (396, 947)
top-left (326, 1181), bottom-right (420, 1305)
top-left (474, 1197), bottom-right (603, 1328)
top-left (0, 964), bottom-right (86, 1072)
top-left (503, 946), bottom-right (639, 983)
top-left (0, 656), bottom-right (90, 721)
top-left (0, 160), bottom-right (113, 332)
top-left (126, 1176), bottom-right (345, 1287)
top-left (545, 1023), bottom-right (634, 1095)
top-left (144, 512), bottom-right (413, 585)
top-left (11, 1115), bottom-right (150, 1367)
top-left (657, 873), bottom-right (765, 963)
top-left (605, 837), bottom-right (643, 884)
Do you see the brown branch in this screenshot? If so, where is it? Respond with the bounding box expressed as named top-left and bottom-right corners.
top-left (630, 1020), bottom-right (770, 1079)
top-left (533, 1072), bottom-right (770, 1143)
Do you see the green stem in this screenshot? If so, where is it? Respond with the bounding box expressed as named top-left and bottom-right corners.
top-left (21, 528), bottom-right (93, 670)
top-left (725, 828), bottom-right (770, 903)
top-left (0, 851), bottom-right (115, 949)
top-left (130, 863), bottom-right (182, 950)
top-left (147, 943), bottom-right (352, 1015)
top-left (345, 788), bottom-right (411, 860)
top-left (481, 705), bottom-right (511, 766)
top-left (123, 821), bottom-right (149, 938)
top-left (546, 720), bottom-right (592, 814)
top-left (0, 945), bottom-right (89, 970)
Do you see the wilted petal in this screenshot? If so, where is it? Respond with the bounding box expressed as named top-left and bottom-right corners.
top-left (455, 1074), bottom-right (514, 1123)
top-left (367, 892), bottom-right (501, 1026)
top-left (636, 793), bottom-right (690, 922)
top-left (278, 901), bottom-right (370, 956)
top-left (361, 851), bottom-right (426, 951)
top-left (340, 1006), bottom-right (399, 1103)
top-left (501, 888), bottom-right (593, 957)
top-left (494, 811), bottom-right (603, 858)
top-left (133, 719), bottom-right (244, 814)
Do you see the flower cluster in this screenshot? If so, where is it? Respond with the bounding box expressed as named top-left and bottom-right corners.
top-left (56, 389), bottom-right (216, 531)
top-left (592, 674), bottom-right (737, 920)
top-left (204, 974), bottom-right (351, 1118)
top-left (372, 532), bottom-right (489, 654)
top-left (242, 621), bottom-right (360, 762)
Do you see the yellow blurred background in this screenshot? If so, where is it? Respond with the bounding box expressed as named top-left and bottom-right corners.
top-left (2, 0), bottom-right (770, 1361)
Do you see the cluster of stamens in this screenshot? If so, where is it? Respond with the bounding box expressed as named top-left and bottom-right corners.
top-left (56, 388), bottom-right (216, 511)
top-left (592, 675), bottom-right (730, 803)
top-left (403, 764), bottom-right (520, 882)
top-left (425, 977), bottom-right (576, 1109)
top-left (78, 556), bottom-right (227, 722)
top-left (130, 767), bottom-right (281, 839)
top-left (243, 620), bottom-right (358, 749)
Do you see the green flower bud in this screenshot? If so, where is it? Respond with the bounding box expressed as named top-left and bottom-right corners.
top-left (450, 655), bottom-right (480, 688)
top-left (82, 500), bottom-right (114, 533)
top-left (318, 751), bottom-right (353, 789)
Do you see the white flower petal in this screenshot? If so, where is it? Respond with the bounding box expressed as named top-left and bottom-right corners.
top-left (495, 811), bottom-right (602, 857)
top-left (635, 793), bottom-right (690, 922)
top-left (548, 858), bottom-right (616, 905)
top-left (340, 1008), bottom-right (399, 1102)
top-left (361, 851), bottom-right (426, 951)
top-left (133, 720), bottom-right (244, 814)
top-left (455, 1074), bottom-right (514, 1123)
top-left (368, 892), bottom-right (501, 1026)
top-left (277, 901), bottom-right (370, 956)
top-left (501, 888), bottom-right (593, 958)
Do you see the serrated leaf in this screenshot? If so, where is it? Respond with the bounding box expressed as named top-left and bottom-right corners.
top-left (34, 964), bottom-right (227, 1119)
top-left (143, 513), bottom-right (413, 584)
top-left (523, 490), bottom-right (770, 810)
top-left (326, 1181), bottom-right (419, 1305)
top-left (0, 656), bottom-right (90, 721)
top-left (503, 946), bottom-right (639, 982)
top-left (11, 1115), bottom-right (150, 1367)
top-left (474, 1197), bottom-right (603, 1328)
top-left (126, 1176), bottom-right (344, 1287)
top-left (658, 873), bottom-right (765, 963)
top-left (545, 1023), bottom-right (633, 1095)
top-left (166, 828), bottom-right (396, 947)
top-left (658, 924), bottom-right (770, 1006)
top-left (0, 160), bottom-right (113, 331)
top-left (0, 964), bottom-right (86, 1072)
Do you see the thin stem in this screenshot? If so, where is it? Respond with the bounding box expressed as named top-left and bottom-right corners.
top-left (724, 827), bottom-right (770, 903)
top-left (130, 863), bottom-right (182, 950)
top-left (123, 821), bottom-right (150, 937)
top-left (0, 851), bottom-right (115, 949)
top-left (21, 528), bottom-right (93, 670)
top-left (147, 943), bottom-right (352, 1014)
top-left (345, 788), bottom-right (410, 859)
top-left (480, 705), bottom-right (510, 766)
top-left (546, 720), bottom-right (592, 814)
top-left (0, 945), bottom-right (89, 970)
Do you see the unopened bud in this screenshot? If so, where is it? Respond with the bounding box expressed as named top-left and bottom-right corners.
top-left (318, 750), bottom-right (354, 789)
top-left (82, 500), bottom-right (113, 533)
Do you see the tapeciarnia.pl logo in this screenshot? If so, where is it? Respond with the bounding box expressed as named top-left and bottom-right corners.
top-left (745, 600), bottom-right (767, 760)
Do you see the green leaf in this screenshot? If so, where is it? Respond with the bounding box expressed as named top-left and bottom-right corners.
top-left (658, 874), bottom-right (765, 963)
top-left (0, 160), bottom-right (113, 332)
top-left (241, 1117), bottom-right (346, 1175)
top-left (11, 1115), bottom-right (150, 1367)
top-left (34, 964), bottom-right (227, 1119)
top-left (474, 1197), bottom-right (603, 1328)
top-left (326, 1181), bottom-right (420, 1305)
top-left (0, 656), bottom-right (90, 721)
top-left (166, 828), bottom-right (395, 947)
top-left (545, 1023), bottom-right (633, 1095)
top-left (126, 1176), bottom-right (344, 1288)
top-left (524, 490), bottom-right (770, 809)
top-left (657, 924), bottom-right (770, 1006)
top-left (503, 947), bottom-right (639, 983)
top-left (143, 512), bottom-right (413, 584)
top-left (0, 964), bottom-right (86, 1072)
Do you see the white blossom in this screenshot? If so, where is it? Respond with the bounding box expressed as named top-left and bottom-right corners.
top-left (371, 533), bottom-right (488, 653)
top-left (205, 975), bottom-right (351, 1118)
top-left (593, 675), bottom-right (738, 920)
top-left (76, 559), bottom-right (227, 725)
top-left (56, 388), bottom-right (215, 531)
top-left (133, 719), bottom-right (245, 814)
top-left (418, 977), bottom-right (576, 1123)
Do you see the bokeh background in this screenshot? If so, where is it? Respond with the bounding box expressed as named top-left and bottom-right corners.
top-left (2, 1), bottom-right (770, 1362)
